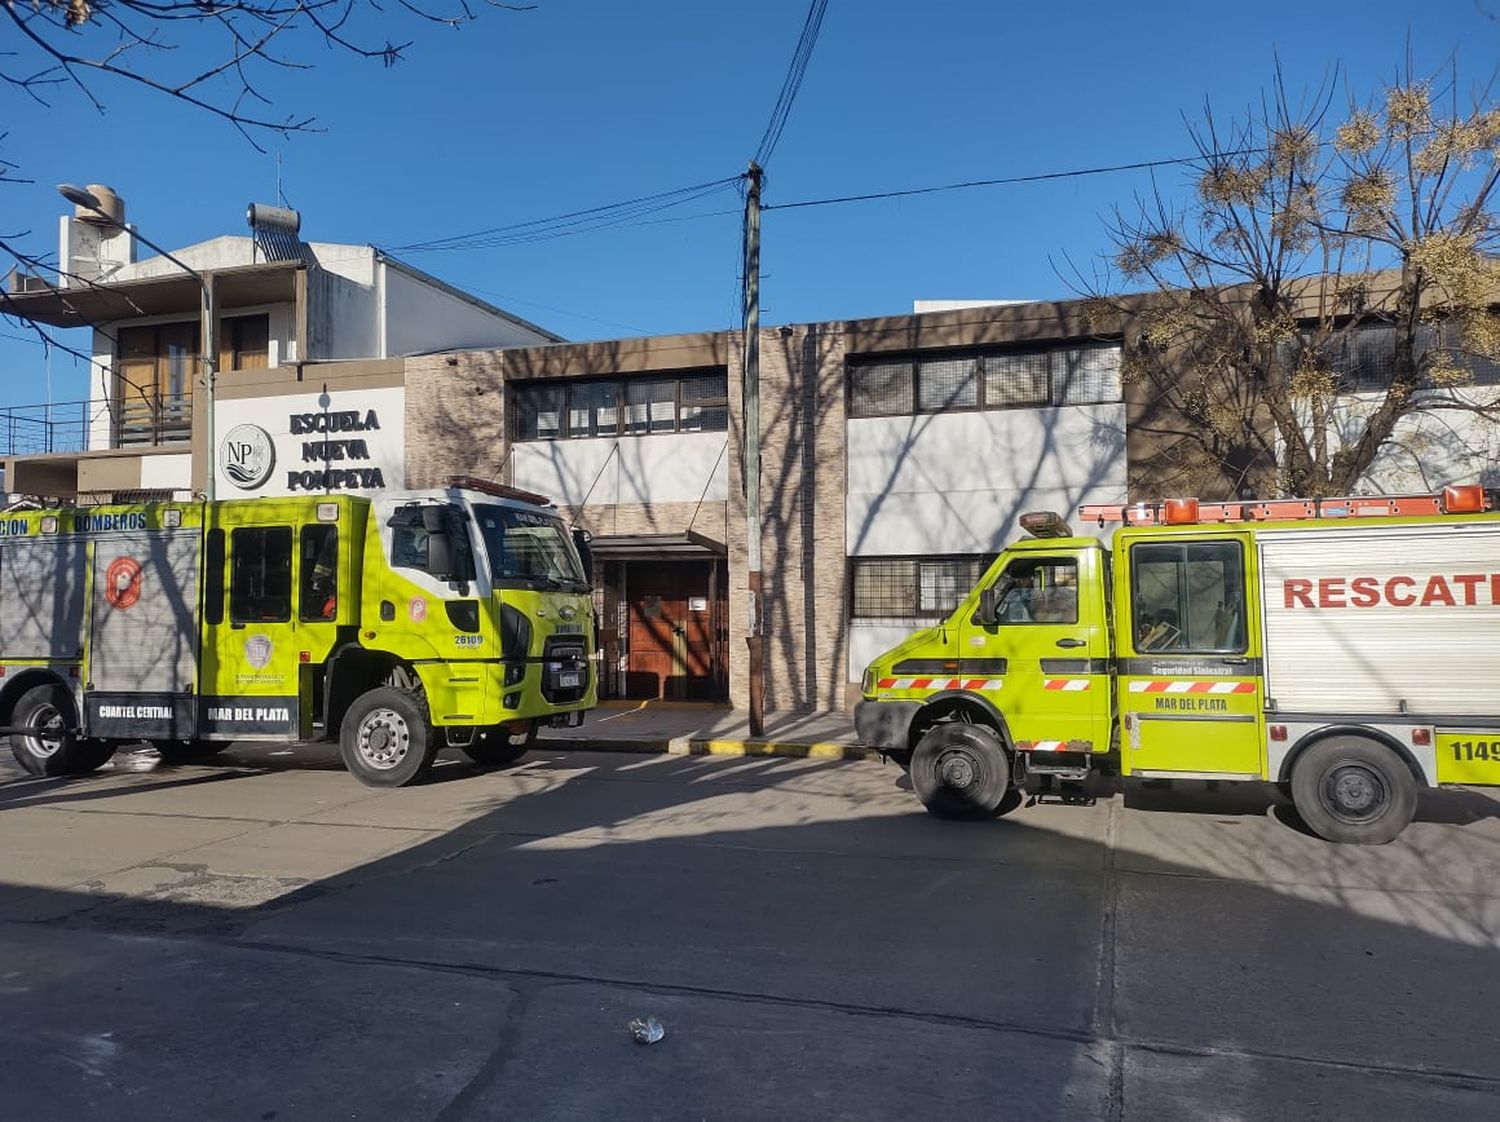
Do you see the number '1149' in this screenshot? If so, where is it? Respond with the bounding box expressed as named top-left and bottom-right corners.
top-left (1452, 741), bottom-right (1499, 762)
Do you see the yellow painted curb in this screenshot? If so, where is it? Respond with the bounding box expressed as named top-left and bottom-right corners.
top-left (539, 736), bottom-right (877, 762)
top-left (689, 739), bottom-right (877, 761)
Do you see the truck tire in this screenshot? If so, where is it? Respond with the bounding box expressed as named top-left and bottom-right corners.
top-left (463, 723), bottom-right (536, 768)
top-left (1290, 736), bottom-right (1417, 845)
top-left (910, 722), bottom-right (1013, 820)
top-left (339, 687), bottom-right (436, 788)
top-left (152, 741), bottom-right (227, 765)
top-left (10, 684), bottom-right (114, 777)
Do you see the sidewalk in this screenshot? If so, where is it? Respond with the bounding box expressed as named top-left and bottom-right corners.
top-left (537, 702), bottom-right (875, 761)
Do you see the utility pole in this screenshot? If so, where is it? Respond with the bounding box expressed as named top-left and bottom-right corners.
top-left (742, 161), bottom-right (765, 737)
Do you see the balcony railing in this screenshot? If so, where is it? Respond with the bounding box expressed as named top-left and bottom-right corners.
top-left (0, 396), bottom-right (191, 456)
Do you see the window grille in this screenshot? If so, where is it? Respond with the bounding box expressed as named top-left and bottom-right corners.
top-left (849, 342), bottom-right (1123, 418)
top-left (916, 357), bottom-right (979, 411)
top-left (981, 352), bottom-right (1050, 407)
top-left (1053, 344), bottom-right (1123, 405)
top-left (849, 361), bottom-right (915, 417)
top-left (851, 555), bottom-right (992, 618)
top-left (512, 370), bottom-right (728, 441)
top-left (568, 382), bottom-right (619, 438)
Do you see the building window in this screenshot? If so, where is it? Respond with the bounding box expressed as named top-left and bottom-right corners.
top-left (513, 370), bottom-right (729, 442)
top-left (115, 322), bottom-right (196, 445)
top-left (222, 314), bottom-right (270, 371)
top-left (847, 342), bottom-right (1122, 419)
top-left (849, 360), bottom-right (915, 416)
top-left (1304, 321), bottom-right (1500, 393)
top-left (850, 555), bottom-right (994, 619)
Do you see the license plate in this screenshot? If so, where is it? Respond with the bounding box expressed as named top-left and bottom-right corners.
top-left (559, 672), bottom-right (581, 688)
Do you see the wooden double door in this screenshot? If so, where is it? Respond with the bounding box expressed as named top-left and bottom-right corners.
top-left (624, 560), bottom-right (726, 701)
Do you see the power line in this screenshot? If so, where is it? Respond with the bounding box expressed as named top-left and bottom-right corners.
top-left (765, 150), bottom-right (1257, 211)
top-left (390, 176), bottom-right (743, 253)
top-left (753, 0), bottom-right (829, 168)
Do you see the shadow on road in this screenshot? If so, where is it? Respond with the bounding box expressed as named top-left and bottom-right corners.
top-left (1, 745), bottom-right (1498, 1119)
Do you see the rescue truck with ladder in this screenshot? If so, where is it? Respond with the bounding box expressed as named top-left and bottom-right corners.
top-left (855, 485), bottom-right (1500, 843)
top-left (0, 479), bottom-right (596, 787)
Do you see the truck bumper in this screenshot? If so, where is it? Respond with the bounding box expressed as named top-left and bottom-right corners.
top-left (854, 699), bottom-right (921, 751)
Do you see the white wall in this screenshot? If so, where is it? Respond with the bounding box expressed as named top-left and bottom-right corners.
top-left (1299, 388), bottom-right (1500, 493)
top-left (513, 433), bottom-right (730, 507)
top-left (112, 236), bottom-right (259, 280)
top-left (846, 403), bottom-right (1128, 555)
top-left (382, 263), bottom-right (554, 355)
top-left (213, 386), bottom-right (404, 498)
top-left (139, 453), bottom-right (193, 490)
top-left (305, 244), bottom-right (379, 361)
top-left (848, 620), bottom-right (931, 683)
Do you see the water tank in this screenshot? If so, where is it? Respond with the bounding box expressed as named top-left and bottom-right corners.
top-left (76, 184), bottom-right (125, 226)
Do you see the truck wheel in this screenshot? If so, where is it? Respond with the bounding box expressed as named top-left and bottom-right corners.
top-left (463, 723), bottom-right (536, 768)
top-left (339, 687), bottom-right (435, 788)
top-left (910, 722), bottom-right (1012, 820)
top-left (10, 684), bottom-right (114, 777)
top-left (1290, 736), bottom-right (1417, 845)
top-left (152, 741), bottom-right (227, 764)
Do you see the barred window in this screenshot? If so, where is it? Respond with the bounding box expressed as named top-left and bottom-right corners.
top-left (1288, 321), bottom-right (1500, 393)
top-left (680, 371), bottom-right (730, 432)
top-left (514, 385), bottom-right (563, 441)
top-left (1053, 344), bottom-right (1122, 405)
top-left (513, 370), bottom-right (728, 441)
top-left (851, 555), bottom-right (993, 618)
top-left (849, 342), bottom-right (1122, 418)
top-left (917, 357), bottom-right (979, 411)
top-left (850, 361), bottom-right (914, 417)
top-left (568, 382), bottom-right (619, 438)
top-left (626, 380), bottom-right (676, 434)
top-left (982, 352), bottom-right (1049, 407)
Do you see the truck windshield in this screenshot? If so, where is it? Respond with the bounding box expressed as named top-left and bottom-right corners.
top-left (473, 504), bottom-right (587, 591)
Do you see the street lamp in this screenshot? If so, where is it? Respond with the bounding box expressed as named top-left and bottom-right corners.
top-left (57, 183), bottom-right (219, 501)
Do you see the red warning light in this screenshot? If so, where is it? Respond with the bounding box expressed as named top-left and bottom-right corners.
top-left (1164, 498), bottom-right (1200, 525)
top-left (1442, 485), bottom-right (1485, 514)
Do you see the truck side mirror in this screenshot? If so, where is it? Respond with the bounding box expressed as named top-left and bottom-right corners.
top-left (571, 527), bottom-right (593, 580)
top-left (975, 584), bottom-right (1001, 626)
top-left (427, 532), bottom-right (454, 580)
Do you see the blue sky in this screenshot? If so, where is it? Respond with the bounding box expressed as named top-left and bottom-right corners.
top-left (1, 0), bottom-right (1495, 407)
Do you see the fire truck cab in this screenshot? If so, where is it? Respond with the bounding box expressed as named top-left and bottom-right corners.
top-left (0, 480), bottom-right (596, 787)
top-left (856, 486), bottom-right (1500, 844)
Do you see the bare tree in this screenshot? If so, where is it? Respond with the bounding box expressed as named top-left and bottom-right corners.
top-left (3, 0), bottom-right (533, 143)
top-left (1, 0), bottom-right (534, 364)
top-left (1080, 64), bottom-right (1500, 498)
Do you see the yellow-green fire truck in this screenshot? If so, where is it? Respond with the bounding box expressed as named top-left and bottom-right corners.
top-left (1, 479), bottom-right (595, 787)
top-left (855, 486), bottom-right (1500, 844)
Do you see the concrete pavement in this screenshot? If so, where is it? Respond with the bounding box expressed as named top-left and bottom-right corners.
top-left (1, 741), bottom-right (1499, 1119)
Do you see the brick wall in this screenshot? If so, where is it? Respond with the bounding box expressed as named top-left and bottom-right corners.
top-left (727, 325), bottom-right (849, 712)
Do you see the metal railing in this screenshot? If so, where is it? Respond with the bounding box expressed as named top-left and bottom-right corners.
top-left (0, 394), bottom-right (192, 456)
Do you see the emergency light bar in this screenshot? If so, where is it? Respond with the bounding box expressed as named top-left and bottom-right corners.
top-left (1019, 511), bottom-right (1072, 538)
top-left (1079, 485), bottom-right (1495, 527)
top-left (446, 476), bottom-right (553, 507)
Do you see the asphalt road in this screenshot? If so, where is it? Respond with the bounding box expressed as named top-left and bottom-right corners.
top-left (1, 741), bottom-right (1498, 1121)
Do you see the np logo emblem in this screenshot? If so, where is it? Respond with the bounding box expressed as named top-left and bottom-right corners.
top-left (244, 634), bottom-right (274, 669)
top-left (409, 598), bottom-right (427, 622)
top-left (221, 424), bottom-right (276, 490)
top-left (559, 605), bottom-right (577, 622)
